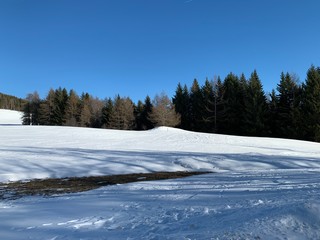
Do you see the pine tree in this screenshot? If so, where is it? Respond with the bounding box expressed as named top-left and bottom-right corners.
top-left (201, 79), bottom-right (215, 132)
top-left (38, 89), bottom-right (55, 125)
top-left (173, 83), bottom-right (191, 130)
top-left (275, 72), bottom-right (299, 138)
top-left (219, 73), bottom-right (243, 135)
top-left (267, 89), bottom-right (279, 137)
top-left (134, 100), bottom-right (144, 130)
top-left (189, 79), bottom-right (203, 131)
top-left (301, 65), bottom-right (320, 141)
top-left (141, 95), bottom-right (154, 130)
top-left (101, 98), bottom-right (113, 128)
top-left (243, 70), bottom-right (269, 136)
top-left (52, 87), bottom-right (68, 125)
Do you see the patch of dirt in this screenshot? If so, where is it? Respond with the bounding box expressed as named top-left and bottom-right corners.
top-left (0, 171), bottom-right (210, 200)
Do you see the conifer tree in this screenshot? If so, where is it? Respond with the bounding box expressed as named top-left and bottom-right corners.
top-left (301, 65), bottom-right (320, 141)
top-left (173, 83), bottom-right (191, 130)
top-left (38, 88), bottom-right (55, 125)
top-left (243, 70), bottom-right (269, 136)
top-left (275, 72), bottom-right (299, 138)
top-left (51, 87), bottom-right (68, 125)
top-left (201, 79), bottom-right (215, 132)
top-left (219, 73), bottom-right (243, 135)
top-left (140, 95), bottom-right (154, 130)
top-left (134, 100), bottom-right (145, 130)
top-left (101, 97), bottom-right (113, 128)
top-left (267, 89), bottom-right (279, 137)
top-left (189, 79), bottom-right (203, 131)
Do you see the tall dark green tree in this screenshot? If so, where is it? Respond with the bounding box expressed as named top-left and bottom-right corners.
top-left (275, 72), bottom-right (299, 138)
top-left (243, 70), bottom-right (269, 136)
top-left (173, 83), bottom-right (191, 130)
top-left (141, 95), bottom-right (154, 130)
top-left (52, 87), bottom-right (68, 125)
top-left (134, 100), bottom-right (145, 130)
top-left (301, 66), bottom-right (320, 141)
top-left (267, 89), bottom-right (278, 137)
top-left (219, 73), bottom-right (243, 135)
top-left (189, 79), bottom-right (203, 132)
top-left (38, 89), bottom-right (55, 125)
top-left (101, 98), bottom-right (113, 128)
top-left (201, 79), bottom-right (215, 132)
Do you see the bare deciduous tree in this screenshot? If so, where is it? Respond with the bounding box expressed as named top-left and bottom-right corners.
top-left (149, 92), bottom-right (180, 127)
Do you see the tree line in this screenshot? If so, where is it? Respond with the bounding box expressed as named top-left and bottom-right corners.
top-left (22, 88), bottom-right (179, 130)
top-left (21, 65), bottom-right (320, 142)
top-left (173, 65), bottom-right (320, 142)
top-left (0, 92), bottom-right (26, 111)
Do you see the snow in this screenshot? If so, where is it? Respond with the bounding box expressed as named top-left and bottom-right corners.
top-left (0, 109), bottom-right (23, 125)
top-left (0, 111), bottom-right (320, 239)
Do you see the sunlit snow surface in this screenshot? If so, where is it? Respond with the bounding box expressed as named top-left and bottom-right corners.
top-left (0, 109), bottom-right (22, 125)
top-left (0, 112), bottom-right (320, 239)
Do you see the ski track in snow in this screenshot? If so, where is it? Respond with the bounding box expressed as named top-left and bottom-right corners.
top-left (1, 171), bottom-right (319, 239)
top-left (0, 113), bottom-right (320, 239)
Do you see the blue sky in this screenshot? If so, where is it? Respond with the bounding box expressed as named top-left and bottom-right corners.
top-left (1, 0), bottom-right (320, 102)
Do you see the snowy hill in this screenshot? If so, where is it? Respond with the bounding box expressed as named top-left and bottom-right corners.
top-left (1, 125), bottom-right (320, 182)
top-left (0, 125), bottom-right (320, 239)
top-left (0, 109), bottom-right (23, 125)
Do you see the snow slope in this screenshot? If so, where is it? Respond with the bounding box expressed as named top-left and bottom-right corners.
top-left (0, 125), bottom-right (320, 239)
top-left (0, 109), bottom-right (23, 125)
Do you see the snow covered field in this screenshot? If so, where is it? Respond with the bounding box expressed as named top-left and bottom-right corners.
top-left (0, 110), bottom-right (320, 239)
top-left (0, 109), bottom-right (22, 125)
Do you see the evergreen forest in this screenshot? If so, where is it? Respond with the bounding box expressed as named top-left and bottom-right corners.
top-left (9, 65), bottom-right (320, 142)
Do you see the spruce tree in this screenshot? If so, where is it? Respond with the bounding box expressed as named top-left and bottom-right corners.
top-left (275, 72), bottom-right (299, 138)
top-left (301, 65), bottom-right (320, 141)
top-left (173, 83), bottom-right (191, 130)
top-left (219, 73), bottom-right (243, 135)
top-left (38, 89), bottom-right (55, 125)
top-left (101, 98), bottom-right (113, 128)
top-left (189, 79), bottom-right (203, 132)
top-left (141, 95), bottom-right (154, 130)
top-left (243, 70), bottom-right (269, 136)
top-left (134, 100), bottom-right (145, 130)
top-left (201, 79), bottom-right (215, 132)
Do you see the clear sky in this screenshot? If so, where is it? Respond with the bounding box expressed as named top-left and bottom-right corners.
top-left (1, 0), bottom-right (320, 103)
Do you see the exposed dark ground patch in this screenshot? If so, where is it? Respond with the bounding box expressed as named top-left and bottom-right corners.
top-left (0, 171), bottom-right (210, 200)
